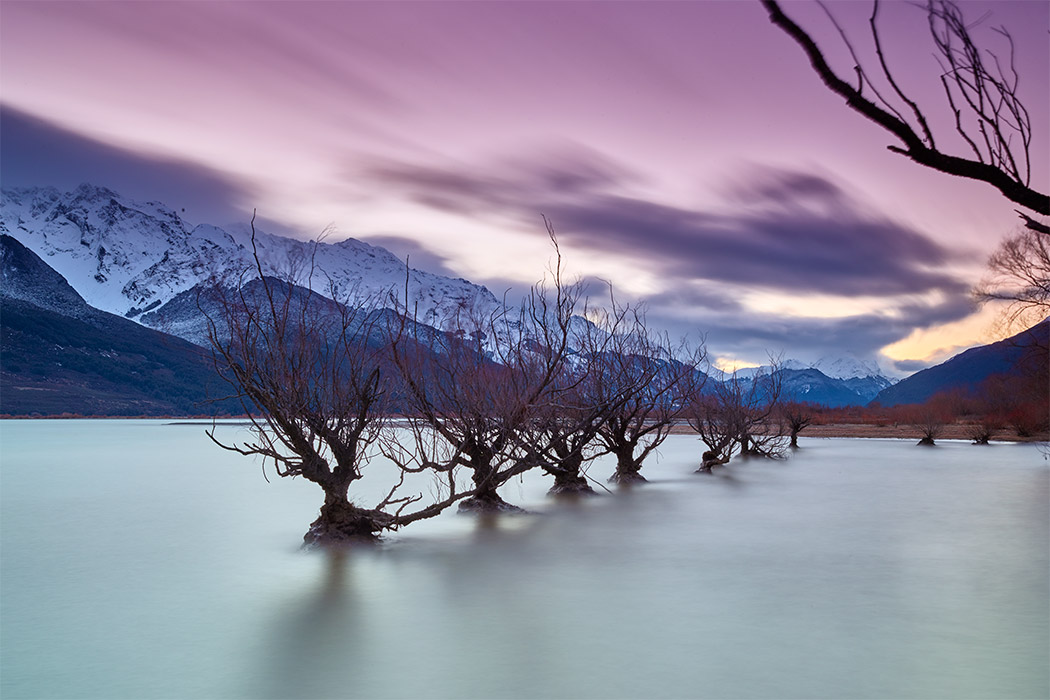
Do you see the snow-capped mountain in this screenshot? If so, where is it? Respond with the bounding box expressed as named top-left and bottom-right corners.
top-left (709, 355), bottom-right (895, 406)
top-left (0, 184), bottom-right (502, 342)
top-left (1, 183), bottom-right (898, 407)
top-left (723, 354), bottom-right (891, 383)
top-left (812, 354), bottom-right (890, 381)
top-left (1, 233), bottom-right (241, 416)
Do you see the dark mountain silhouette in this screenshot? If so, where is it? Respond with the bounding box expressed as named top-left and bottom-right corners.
top-left (870, 320), bottom-right (1048, 407)
top-left (1, 234), bottom-right (239, 416)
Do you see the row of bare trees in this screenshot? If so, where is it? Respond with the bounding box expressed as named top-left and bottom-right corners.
top-left (189, 0), bottom-right (1047, 548)
top-left (688, 361), bottom-right (789, 471)
top-left (204, 221), bottom-right (739, 546)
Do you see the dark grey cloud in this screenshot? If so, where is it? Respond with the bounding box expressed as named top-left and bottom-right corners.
top-left (893, 358), bottom-right (939, 373)
top-left (365, 155), bottom-right (969, 299)
top-left (364, 143), bottom-right (637, 216)
top-left (546, 194), bottom-right (965, 297)
top-left (498, 144), bottom-right (642, 195)
top-left (724, 166), bottom-right (849, 207)
top-left (364, 150), bottom-right (977, 371)
top-left (642, 285), bottom-right (746, 315)
top-left (0, 104), bottom-right (253, 228)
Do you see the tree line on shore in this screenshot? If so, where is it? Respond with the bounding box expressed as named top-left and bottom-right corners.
top-left (812, 376), bottom-right (1049, 446)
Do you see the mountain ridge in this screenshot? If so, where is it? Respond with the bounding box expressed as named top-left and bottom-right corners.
top-left (1, 183), bottom-right (502, 335)
top-left (870, 320), bottom-right (1048, 407)
top-left (2, 183), bottom-right (925, 411)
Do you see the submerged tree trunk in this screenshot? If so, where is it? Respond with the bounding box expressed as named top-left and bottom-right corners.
top-left (608, 443), bottom-right (646, 484)
top-left (696, 449), bottom-right (730, 473)
top-left (738, 433), bottom-right (753, 456)
top-left (548, 471), bottom-right (595, 495)
top-left (457, 489), bottom-right (522, 512)
top-left (917, 436), bottom-right (937, 446)
top-left (303, 484), bottom-right (393, 548)
top-left (545, 453), bottom-right (595, 496)
top-left (458, 458), bottom-right (523, 513)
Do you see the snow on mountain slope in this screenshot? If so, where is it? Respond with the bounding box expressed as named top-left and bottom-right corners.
top-left (812, 354), bottom-right (886, 381)
top-left (1, 184), bottom-right (503, 338)
top-left (716, 356), bottom-right (891, 382)
top-left (707, 354), bottom-right (895, 406)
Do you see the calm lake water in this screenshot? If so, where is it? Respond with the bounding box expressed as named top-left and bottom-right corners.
top-left (1, 420), bottom-right (1047, 700)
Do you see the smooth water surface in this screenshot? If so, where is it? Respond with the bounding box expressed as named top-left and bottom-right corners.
top-left (2, 420), bottom-right (1047, 699)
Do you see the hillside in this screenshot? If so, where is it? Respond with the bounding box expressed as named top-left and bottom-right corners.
top-left (1, 235), bottom-right (239, 416)
top-left (871, 320), bottom-right (1048, 406)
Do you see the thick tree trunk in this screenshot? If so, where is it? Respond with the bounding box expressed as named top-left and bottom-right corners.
top-left (458, 460), bottom-right (522, 513)
top-left (458, 489), bottom-right (522, 513)
top-left (917, 436), bottom-right (936, 446)
top-left (546, 454), bottom-right (596, 496)
top-left (696, 449), bottom-right (729, 473)
top-left (548, 472), bottom-right (595, 495)
top-left (303, 485), bottom-right (392, 548)
top-left (608, 444), bottom-right (646, 484)
top-left (789, 431), bottom-right (799, 448)
top-left (739, 433), bottom-right (752, 456)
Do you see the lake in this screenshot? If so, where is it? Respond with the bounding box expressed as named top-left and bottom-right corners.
top-left (1, 420), bottom-right (1047, 699)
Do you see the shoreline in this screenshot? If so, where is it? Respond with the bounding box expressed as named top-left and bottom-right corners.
top-left (670, 422), bottom-right (1047, 443)
top-left (2, 416), bottom-right (1046, 443)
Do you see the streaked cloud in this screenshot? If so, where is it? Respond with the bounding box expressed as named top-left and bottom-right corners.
top-left (2, 0), bottom-right (1044, 369)
top-left (365, 153), bottom-right (969, 300)
top-left (0, 105), bottom-right (252, 229)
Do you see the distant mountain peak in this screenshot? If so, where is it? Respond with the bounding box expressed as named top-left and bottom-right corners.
top-left (812, 353), bottom-right (887, 380)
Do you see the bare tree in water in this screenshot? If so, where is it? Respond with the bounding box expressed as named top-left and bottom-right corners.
top-left (780, 401), bottom-right (814, 448)
top-left (592, 313), bottom-right (707, 485)
top-left (523, 296), bottom-right (645, 495)
top-left (387, 220), bottom-right (583, 511)
top-left (689, 359), bottom-right (786, 471)
top-left (204, 218), bottom-right (467, 547)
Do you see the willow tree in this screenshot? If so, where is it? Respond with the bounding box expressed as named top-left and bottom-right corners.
top-left (591, 313), bottom-right (706, 485)
top-left (387, 220), bottom-right (583, 511)
top-left (975, 227), bottom-right (1050, 329)
top-left (688, 359), bottom-right (786, 471)
top-left (780, 401), bottom-right (814, 449)
top-left (204, 220), bottom-right (467, 546)
top-left (524, 300), bottom-right (640, 496)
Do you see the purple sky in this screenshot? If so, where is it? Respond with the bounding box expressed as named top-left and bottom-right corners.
top-left (2, 0), bottom-right (1047, 372)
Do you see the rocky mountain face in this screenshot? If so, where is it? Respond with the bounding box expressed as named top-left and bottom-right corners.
top-left (717, 356), bottom-right (895, 407)
top-left (777, 367), bottom-right (888, 407)
top-left (0, 231), bottom-right (91, 318)
top-left (716, 367), bottom-right (890, 408)
top-left (1, 184), bottom-right (502, 341)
